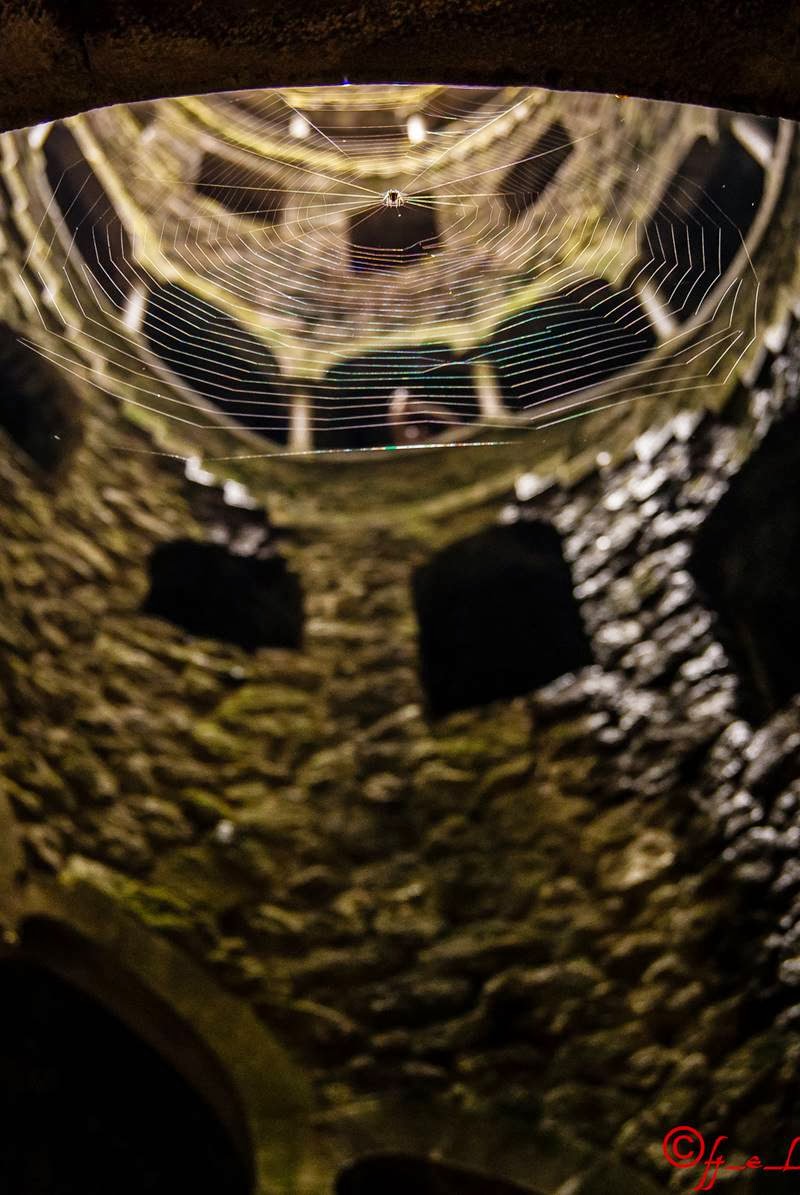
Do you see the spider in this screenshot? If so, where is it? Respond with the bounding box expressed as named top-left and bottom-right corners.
top-left (382, 189), bottom-right (406, 208)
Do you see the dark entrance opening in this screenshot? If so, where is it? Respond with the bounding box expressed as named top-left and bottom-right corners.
top-left (690, 407), bottom-right (800, 724)
top-left (195, 151), bottom-right (284, 222)
top-left (412, 520), bottom-right (593, 717)
top-left (633, 127), bottom-right (765, 322)
top-left (317, 344), bottom-right (478, 448)
top-left (141, 282), bottom-right (290, 441)
top-left (0, 321), bottom-right (81, 472)
top-left (503, 120), bottom-right (574, 218)
top-left (43, 124), bottom-right (135, 310)
top-left (0, 957), bottom-right (251, 1195)
top-left (143, 538), bottom-right (304, 651)
top-left (481, 278), bottom-right (655, 414)
top-left (337, 1154), bottom-right (543, 1194)
top-left (348, 203), bottom-right (440, 272)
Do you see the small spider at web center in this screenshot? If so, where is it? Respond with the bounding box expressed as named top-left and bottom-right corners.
top-left (382, 189), bottom-right (406, 208)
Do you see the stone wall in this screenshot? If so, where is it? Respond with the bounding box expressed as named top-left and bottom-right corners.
top-left (3, 300), bottom-right (800, 1190)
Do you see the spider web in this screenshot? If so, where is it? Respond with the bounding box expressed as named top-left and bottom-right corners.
top-left (9, 84), bottom-right (769, 457)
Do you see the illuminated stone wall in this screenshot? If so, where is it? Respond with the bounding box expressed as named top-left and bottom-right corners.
top-left (1, 308), bottom-right (800, 1191)
top-left (1, 90), bottom-right (800, 1194)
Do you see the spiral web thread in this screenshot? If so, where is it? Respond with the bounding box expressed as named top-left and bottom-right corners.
top-left (12, 85), bottom-right (767, 457)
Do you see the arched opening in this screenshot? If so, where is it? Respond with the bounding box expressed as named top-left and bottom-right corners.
top-left (143, 538), bottom-right (304, 651)
top-left (503, 120), bottom-right (574, 218)
top-left (43, 123), bottom-right (135, 310)
top-left (337, 1154), bottom-right (543, 1194)
top-left (412, 520), bottom-right (593, 717)
top-left (0, 947), bottom-right (252, 1194)
top-left (195, 150), bottom-right (284, 222)
top-left (0, 320), bottom-right (81, 472)
top-left (632, 127), bottom-right (765, 321)
top-left (689, 404), bottom-right (800, 724)
top-left (480, 279), bottom-right (655, 414)
top-left (141, 282), bottom-right (290, 441)
top-left (317, 345), bottom-right (478, 448)
top-left (348, 203), bottom-right (440, 272)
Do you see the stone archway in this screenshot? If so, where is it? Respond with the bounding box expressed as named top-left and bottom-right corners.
top-left (0, 951), bottom-right (252, 1194)
top-left (0, 860), bottom-right (313, 1195)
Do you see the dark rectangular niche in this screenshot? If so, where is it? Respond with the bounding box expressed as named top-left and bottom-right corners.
top-left (690, 407), bottom-right (800, 724)
top-left (480, 277), bottom-right (655, 413)
top-left (348, 203), bottom-right (439, 272)
top-left (317, 345), bottom-right (478, 448)
top-left (633, 128), bottom-right (764, 321)
top-left (43, 124), bottom-right (135, 309)
top-left (0, 322), bottom-right (80, 472)
top-left (195, 151), bottom-right (284, 222)
top-left (503, 120), bottom-right (574, 219)
top-left (337, 1155), bottom-right (540, 1195)
top-left (143, 539), bottom-right (303, 651)
top-left (142, 283), bottom-right (290, 442)
top-left (412, 520), bottom-right (593, 717)
top-left (424, 88), bottom-right (501, 129)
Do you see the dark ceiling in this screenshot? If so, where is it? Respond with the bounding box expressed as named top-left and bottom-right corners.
top-left (0, 0), bottom-right (798, 132)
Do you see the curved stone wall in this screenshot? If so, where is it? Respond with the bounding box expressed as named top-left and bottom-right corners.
top-left (2, 281), bottom-right (800, 1192)
top-left (2, 69), bottom-right (800, 1195)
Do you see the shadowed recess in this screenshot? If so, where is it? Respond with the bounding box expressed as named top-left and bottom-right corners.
top-left (141, 282), bottom-right (291, 442)
top-left (0, 959), bottom-right (251, 1195)
top-left (424, 88), bottom-right (502, 129)
top-left (43, 123), bottom-right (135, 310)
top-left (481, 279), bottom-right (655, 413)
top-left (690, 405), bottom-right (800, 724)
top-left (503, 120), bottom-right (574, 219)
top-left (195, 151), bottom-right (284, 222)
top-left (337, 1154), bottom-right (544, 1194)
top-left (632, 125), bottom-right (765, 320)
top-left (0, 322), bottom-right (81, 472)
top-left (318, 345), bottom-right (479, 448)
top-left (349, 202), bottom-right (440, 272)
top-left (413, 520), bottom-right (593, 716)
top-left (143, 539), bottom-right (304, 651)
